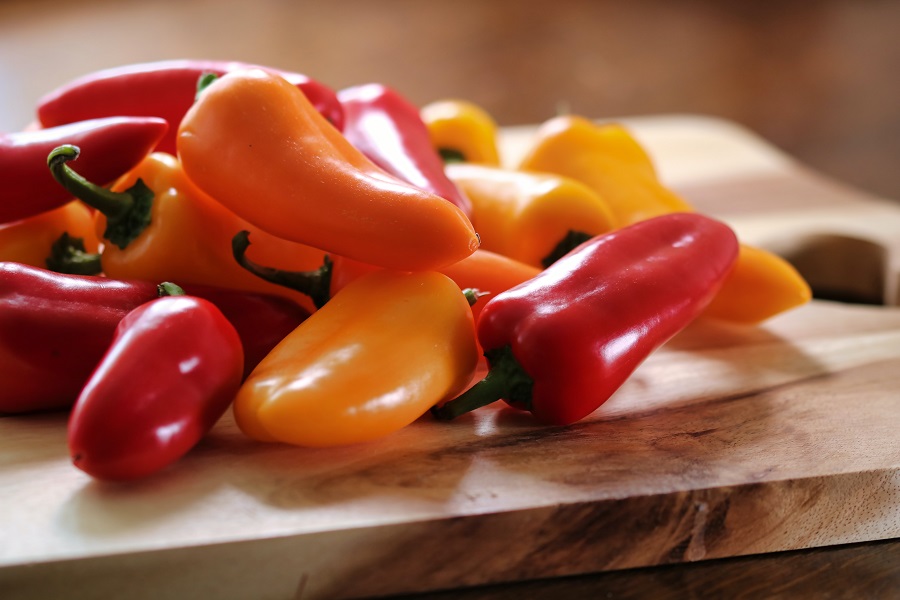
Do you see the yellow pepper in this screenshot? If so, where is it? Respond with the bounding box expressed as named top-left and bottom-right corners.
top-left (48, 147), bottom-right (329, 313)
top-left (420, 99), bottom-right (502, 165)
top-left (702, 244), bottom-right (811, 324)
top-left (446, 163), bottom-right (616, 268)
top-left (518, 115), bottom-right (692, 226)
top-left (234, 270), bottom-right (479, 446)
top-left (0, 200), bottom-right (99, 271)
top-left (519, 114), bottom-right (811, 322)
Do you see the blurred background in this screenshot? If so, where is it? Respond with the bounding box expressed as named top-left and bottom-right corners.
top-left (2, 0), bottom-right (898, 200)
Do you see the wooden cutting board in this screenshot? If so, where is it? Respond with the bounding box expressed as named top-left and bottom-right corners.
top-left (2, 115), bottom-right (899, 600)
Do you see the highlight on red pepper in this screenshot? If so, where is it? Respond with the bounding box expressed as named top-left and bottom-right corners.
top-left (432, 212), bottom-right (740, 426)
top-left (67, 282), bottom-right (244, 481)
top-left (46, 145), bottom-right (332, 314)
top-left (177, 69), bottom-right (479, 271)
top-left (337, 83), bottom-right (473, 217)
top-left (233, 269), bottom-right (479, 447)
top-left (36, 59), bottom-right (344, 154)
top-left (0, 262), bottom-right (308, 414)
top-left (0, 116), bottom-right (168, 224)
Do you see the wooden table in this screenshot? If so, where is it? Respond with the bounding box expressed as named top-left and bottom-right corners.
top-left (2, 115), bottom-right (899, 599)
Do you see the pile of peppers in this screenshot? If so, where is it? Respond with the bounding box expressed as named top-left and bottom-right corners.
top-left (0, 59), bottom-right (811, 481)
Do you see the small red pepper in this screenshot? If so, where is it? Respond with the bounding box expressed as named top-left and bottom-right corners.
top-left (37, 59), bottom-right (344, 154)
top-left (337, 83), bottom-right (473, 217)
top-left (0, 117), bottom-right (168, 224)
top-left (0, 263), bottom-right (308, 414)
top-left (433, 213), bottom-right (740, 426)
top-left (68, 283), bottom-right (243, 481)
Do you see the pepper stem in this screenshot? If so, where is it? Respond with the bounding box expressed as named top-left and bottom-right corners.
top-left (45, 232), bottom-right (102, 275)
top-left (541, 230), bottom-right (593, 268)
top-left (231, 230), bottom-right (333, 309)
top-left (47, 145), bottom-right (153, 249)
top-left (157, 282), bottom-right (186, 297)
top-left (431, 345), bottom-right (534, 420)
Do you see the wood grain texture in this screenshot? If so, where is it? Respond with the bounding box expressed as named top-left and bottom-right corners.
top-left (2, 116), bottom-right (900, 599)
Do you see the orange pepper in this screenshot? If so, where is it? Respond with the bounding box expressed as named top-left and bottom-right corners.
top-left (702, 244), bottom-right (811, 324)
top-left (0, 200), bottom-right (99, 271)
top-left (48, 147), bottom-right (328, 313)
top-left (518, 115), bottom-right (692, 226)
top-left (233, 270), bottom-right (479, 446)
top-left (177, 69), bottom-right (479, 271)
top-left (445, 163), bottom-right (616, 268)
top-left (420, 99), bottom-right (502, 165)
top-left (519, 114), bottom-right (810, 322)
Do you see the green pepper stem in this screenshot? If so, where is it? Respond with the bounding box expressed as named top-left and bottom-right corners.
top-left (195, 72), bottom-right (219, 100)
top-left (231, 230), bottom-right (333, 309)
top-left (431, 345), bottom-right (534, 420)
top-left (47, 145), bottom-right (132, 219)
top-left (157, 282), bottom-right (186, 297)
top-left (47, 145), bottom-right (154, 250)
top-left (45, 232), bottom-right (102, 276)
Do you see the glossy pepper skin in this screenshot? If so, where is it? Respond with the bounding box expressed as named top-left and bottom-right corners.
top-left (0, 263), bottom-right (308, 414)
top-left (337, 83), bottom-right (473, 217)
top-left (37, 59), bottom-right (344, 154)
top-left (178, 69), bottom-right (479, 271)
top-left (68, 290), bottom-right (243, 481)
top-left (420, 99), bottom-right (501, 165)
top-left (446, 163), bottom-right (617, 268)
top-left (518, 115), bottom-right (692, 226)
top-left (234, 270), bottom-right (479, 447)
top-left (48, 147), bottom-right (332, 314)
top-left (0, 201), bottom-right (99, 271)
top-left (0, 116), bottom-right (167, 224)
top-left (433, 213), bottom-right (740, 426)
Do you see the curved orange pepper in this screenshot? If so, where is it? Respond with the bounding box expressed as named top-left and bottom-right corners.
top-left (234, 270), bottom-right (479, 447)
top-left (177, 69), bottom-right (479, 271)
top-left (518, 115), bottom-right (692, 226)
top-left (0, 200), bottom-right (99, 270)
top-left (420, 99), bottom-right (501, 165)
top-left (446, 163), bottom-right (616, 268)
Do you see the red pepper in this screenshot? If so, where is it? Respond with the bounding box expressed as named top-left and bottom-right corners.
top-left (68, 284), bottom-right (243, 481)
top-left (0, 117), bottom-right (168, 224)
top-left (37, 59), bottom-right (344, 154)
top-left (433, 213), bottom-right (740, 425)
top-left (337, 83), bottom-right (473, 217)
top-left (0, 263), bottom-right (308, 414)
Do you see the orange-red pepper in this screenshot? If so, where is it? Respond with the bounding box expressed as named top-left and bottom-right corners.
top-left (177, 69), bottom-right (479, 271)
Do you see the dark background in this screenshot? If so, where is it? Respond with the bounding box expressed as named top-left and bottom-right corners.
top-left (2, 0), bottom-right (898, 200)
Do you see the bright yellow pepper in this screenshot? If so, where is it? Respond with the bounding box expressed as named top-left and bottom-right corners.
top-left (234, 270), bottom-right (479, 447)
top-left (420, 99), bottom-right (501, 165)
top-left (0, 200), bottom-right (99, 271)
top-left (518, 115), bottom-right (692, 226)
top-left (446, 163), bottom-right (616, 268)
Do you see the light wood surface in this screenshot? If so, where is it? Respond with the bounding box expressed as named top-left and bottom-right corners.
top-left (2, 116), bottom-right (900, 599)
